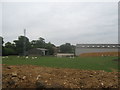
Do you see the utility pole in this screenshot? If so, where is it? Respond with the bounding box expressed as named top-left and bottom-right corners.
top-left (23, 29), bottom-right (26, 56)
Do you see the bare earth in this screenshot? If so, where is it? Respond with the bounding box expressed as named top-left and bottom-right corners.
top-left (2, 64), bottom-right (119, 89)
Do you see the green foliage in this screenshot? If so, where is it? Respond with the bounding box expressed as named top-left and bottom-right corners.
top-left (45, 42), bottom-right (55, 55)
top-left (5, 42), bottom-right (15, 49)
top-left (0, 36), bottom-right (4, 44)
top-left (0, 36), bottom-right (3, 56)
top-left (60, 43), bottom-right (74, 53)
top-left (3, 47), bottom-right (16, 55)
top-left (3, 42), bottom-right (17, 55)
top-left (13, 36), bottom-right (31, 54)
top-left (31, 37), bottom-right (45, 48)
top-left (2, 36), bottom-right (75, 56)
top-left (31, 38), bottom-right (55, 55)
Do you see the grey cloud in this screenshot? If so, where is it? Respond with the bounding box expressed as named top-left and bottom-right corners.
top-left (2, 2), bottom-right (118, 45)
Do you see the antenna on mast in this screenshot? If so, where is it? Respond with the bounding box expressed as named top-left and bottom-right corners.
top-left (24, 29), bottom-right (26, 37)
top-left (23, 29), bottom-right (26, 56)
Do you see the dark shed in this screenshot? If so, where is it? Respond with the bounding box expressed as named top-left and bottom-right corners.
top-left (28, 48), bottom-right (48, 56)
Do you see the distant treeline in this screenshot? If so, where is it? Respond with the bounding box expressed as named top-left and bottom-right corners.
top-left (0, 36), bottom-right (75, 56)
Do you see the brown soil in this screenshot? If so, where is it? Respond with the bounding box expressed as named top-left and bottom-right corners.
top-left (2, 64), bottom-right (119, 89)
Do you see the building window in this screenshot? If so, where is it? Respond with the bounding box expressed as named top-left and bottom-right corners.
top-left (82, 46), bottom-right (85, 47)
top-left (97, 46), bottom-right (100, 47)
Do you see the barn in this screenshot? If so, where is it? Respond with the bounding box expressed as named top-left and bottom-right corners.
top-left (28, 48), bottom-right (48, 56)
top-left (75, 44), bottom-right (120, 56)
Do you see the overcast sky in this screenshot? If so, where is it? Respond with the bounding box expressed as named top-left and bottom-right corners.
top-left (2, 2), bottom-right (118, 45)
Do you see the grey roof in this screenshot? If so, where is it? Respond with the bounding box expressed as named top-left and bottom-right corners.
top-left (76, 44), bottom-right (120, 48)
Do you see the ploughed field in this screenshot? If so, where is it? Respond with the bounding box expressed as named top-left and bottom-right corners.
top-left (2, 64), bottom-right (119, 88)
top-left (2, 56), bottom-right (119, 88)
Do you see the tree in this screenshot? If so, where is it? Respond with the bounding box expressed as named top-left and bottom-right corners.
top-left (0, 36), bottom-right (3, 56)
top-left (0, 36), bottom-right (4, 45)
top-left (30, 37), bottom-right (45, 48)
top-left (3, 47), bottom-right (16, 55)
top-left (30, 37), bottom-right (56, 55)
top-left (14, 36), bottom-right (31, 55)
top-left (60, 43), bottom-right (74, 53)
top-left (5, 42), bottom-right (15, 49)
top-left (45, 42), bottom-right (55, 55)
top-left (1, 36), bottom-right (57, 56)
top-left (3, 42), bottom-right (17, 55)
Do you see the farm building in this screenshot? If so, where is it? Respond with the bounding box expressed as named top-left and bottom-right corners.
top-left (56, 53), bottom-right (74, 57)
top-left (75, 44), bottom-right (120, 56)
top-left (28, 48), bottom-right (48, 56)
